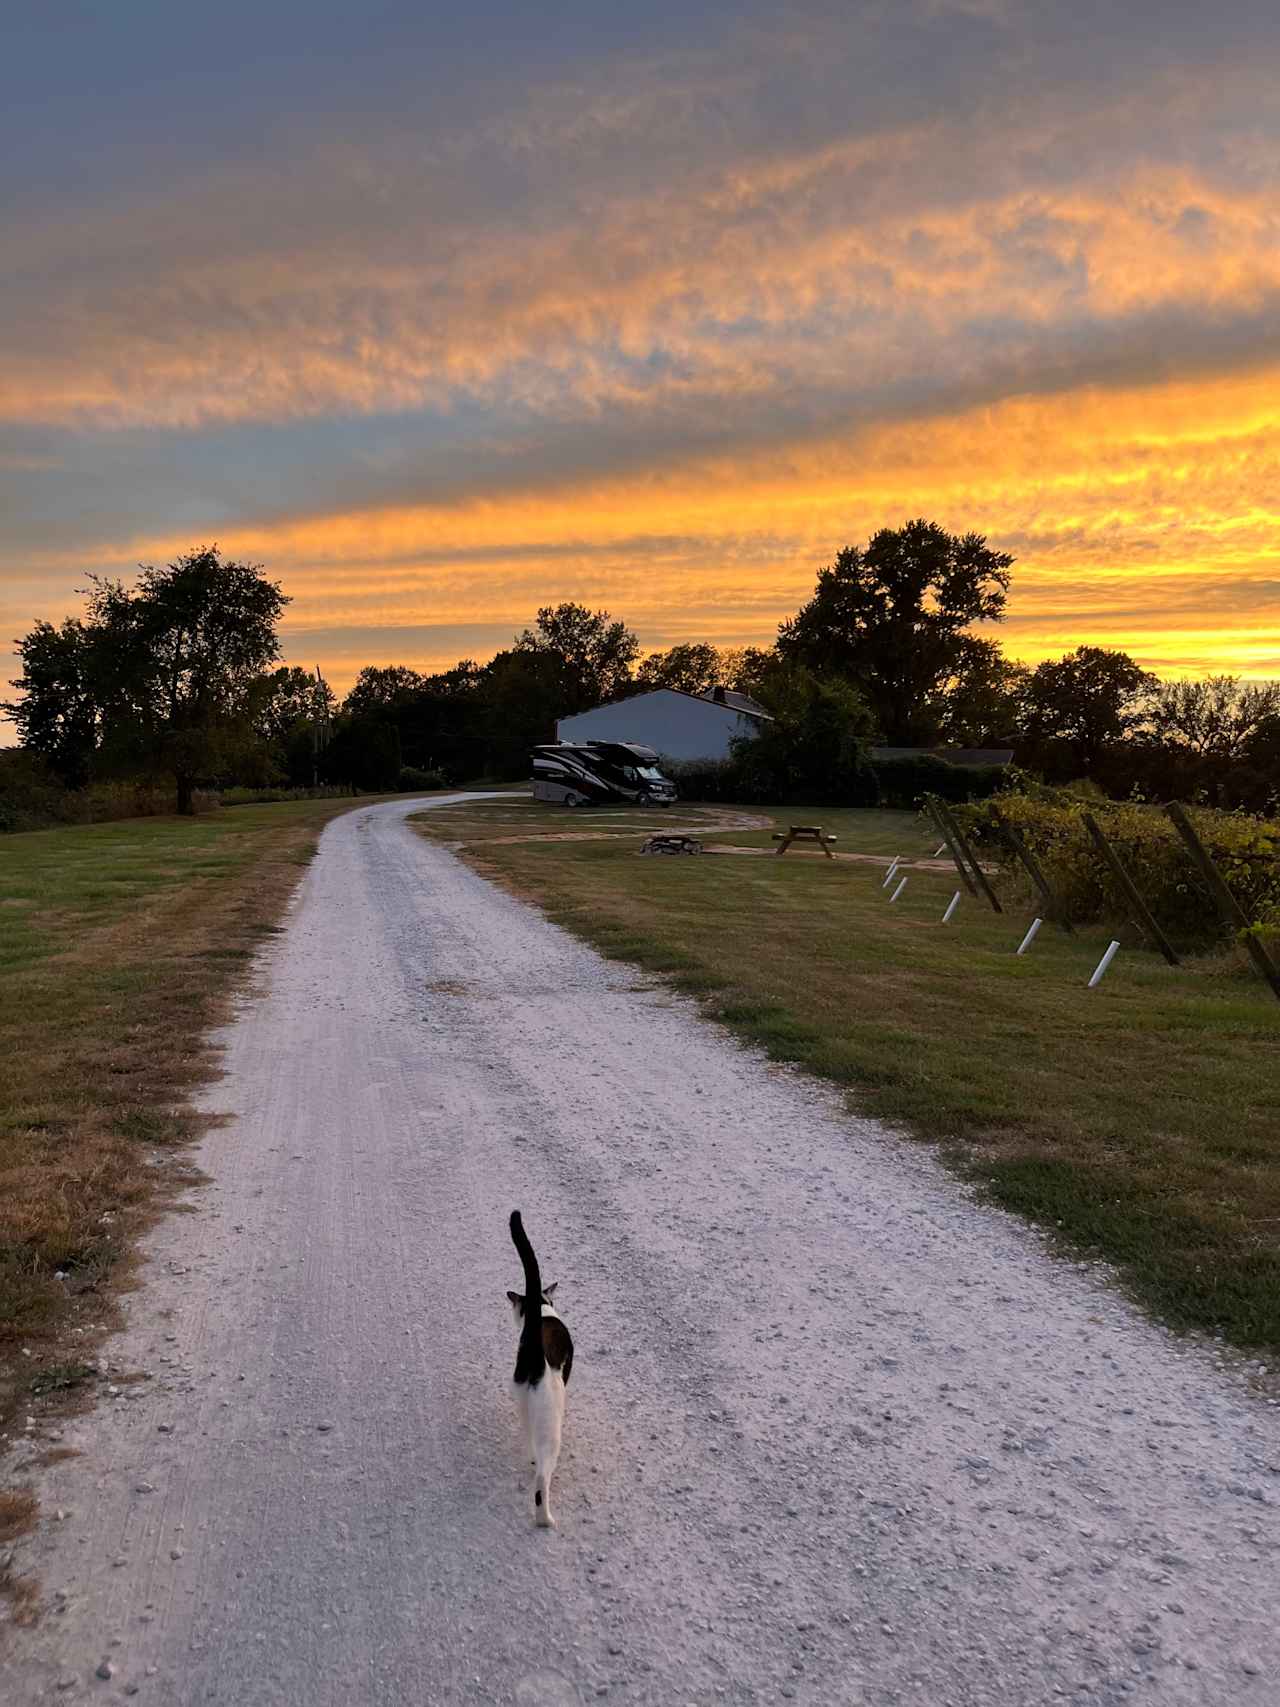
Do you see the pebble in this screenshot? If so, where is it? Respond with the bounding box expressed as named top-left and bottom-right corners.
top-left (95, 1661), bottom-right (114, 1680)
top-left (135, 1483), bottom-right (155, 1494)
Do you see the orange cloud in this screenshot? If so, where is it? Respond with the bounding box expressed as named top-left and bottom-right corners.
top-left (9, 361), bottom-right (1264, 701)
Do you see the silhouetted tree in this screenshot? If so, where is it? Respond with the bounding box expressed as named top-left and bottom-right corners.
top-left (636, 643), bottom-right (725, 696)
top-left (515, 602), bottom-right (639, 713)
top-left (1149, 675), bottom-right (1280, 763)
top-left (1018, 646), bottom-right (1156, 776)
top-left (3, 617), bottom-right (101, 788)
top-left (7, 547), bottom-right (287, 812)
top-left (777, 520), bottom-right (1013, 742)
top-left (929, 640), bottom-right (1028, 747)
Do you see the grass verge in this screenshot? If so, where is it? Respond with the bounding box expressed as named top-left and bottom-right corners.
top-left (415, 797), bottom-right (1280, 1353)
top-left (0, 795), bottom-right (392, 1575)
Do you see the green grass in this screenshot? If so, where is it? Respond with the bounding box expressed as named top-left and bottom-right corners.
top-left (415, 795), bottom-right (1280, 1352)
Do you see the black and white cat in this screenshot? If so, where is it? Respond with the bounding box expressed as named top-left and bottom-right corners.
top-left (508, 1211), bottom-right (574, 1527)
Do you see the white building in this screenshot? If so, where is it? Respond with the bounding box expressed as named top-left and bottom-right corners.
top-left (556, 687), bottom-right (771, 763)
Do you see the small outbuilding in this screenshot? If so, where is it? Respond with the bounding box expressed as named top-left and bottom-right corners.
top-left (556, 687), bottom-right (771, 763)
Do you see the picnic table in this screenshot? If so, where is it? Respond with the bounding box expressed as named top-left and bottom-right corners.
top-left (772, 825), bottom-right (838, 859)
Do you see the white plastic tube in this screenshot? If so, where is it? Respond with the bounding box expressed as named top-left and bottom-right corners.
top-left (942, 891), bottom-right (961, 923)
top-left (1088, 940), bottom-right (1121, 988)
top-left (889, 876), bottom-right (908, 903)
top-left (1016, 917), bottom-right (1043, 956)
top-left (881, 858), bottom-right (901, 888)
top-left (933, 843), bottom-right (946, 857)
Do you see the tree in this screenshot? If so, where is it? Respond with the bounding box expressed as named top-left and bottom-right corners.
top-left (1148, 675), bottom-right (1280, 763)
top-left (249, 666), bottom-right (335, 744)
top-left (89, 548), bottom-right (287, 810)
top-left (8, 548), bottom-right (287, 809)
top-left (515, 602), bottom-right (639, 713)
top-left (732, 662), bottom-right (878, 805)
top-left (777, 520), bottom-right (1013, 743)
top-left (474, 648), bottom-right (573, 779)
top-left (245, 666), bottom-right (335, 786)
top-left (1018, 646), bottom-right (1156, 775)
top-left (3, 617), bottom-right (101, 787)
top-left (636, 643), bottom-right (725, 696)
top-left (341, 665), bottom-right (430, 720)
top-left (928, 640), bottom-right (1028, 747)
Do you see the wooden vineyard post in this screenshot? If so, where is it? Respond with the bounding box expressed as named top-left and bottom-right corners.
top-left (927, 795), bottom-right (1003, 914)
top-left (1165, 802), bottom-right (1280, 1002)
top-left (989, 805), bottom-right (1073, 933)
top-left (1081, 813), bottom-right (1179, 968)
top-left (924, 796), bottom-right (977, 898)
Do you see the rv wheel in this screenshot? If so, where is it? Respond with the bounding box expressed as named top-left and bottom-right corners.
top-left (565, 792), bottom-right (584, 807)
top-left (636, 791), bottom-right (653, 807)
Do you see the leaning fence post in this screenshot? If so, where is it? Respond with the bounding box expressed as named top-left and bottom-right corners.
top-left (927, 795), bottom-right (1003, 913)
top-left (1081, 812), bottom-right (1179, 967)
top-left (924, 796), bottom-right (977, 898)
top-left (1165, 803), bottom-right (1280, 1002)
top-left (988, 805), bottom-right (1073, 933)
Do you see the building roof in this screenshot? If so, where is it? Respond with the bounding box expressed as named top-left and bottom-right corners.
top-left (561, 686), bottom-right (772, 722)
top-left (870, 746), bottom-right (1015, 768)
top-left (701, 687), bottom-right (769, 717)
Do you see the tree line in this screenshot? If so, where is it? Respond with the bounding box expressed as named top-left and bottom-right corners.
top-left (5, 523), bottom-right (1280, 819)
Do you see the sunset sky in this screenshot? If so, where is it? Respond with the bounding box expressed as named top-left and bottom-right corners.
top-left (3, 0), bottom-right (1279, 723)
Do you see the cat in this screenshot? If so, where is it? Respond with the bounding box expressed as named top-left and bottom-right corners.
top-left (508, 1210), bottom-right (574, 1528)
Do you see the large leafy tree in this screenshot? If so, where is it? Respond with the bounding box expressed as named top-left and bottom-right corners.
top-left (777, 520), bottom-right (1014, 742)
top-left (8, 547), bottom-right (288, 811)
top-left (515, 602), bottom-right (639, 713)
top-left (1019, 646), bottom-right (1156, 775)
top-left (474, 648), bottom-right (574, 779)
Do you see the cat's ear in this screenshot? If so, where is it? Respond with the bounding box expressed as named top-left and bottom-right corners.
top-left (506, 1290), bottom-right (523, 1308)
top-left (543, 1282), bottom-right (558, 1300)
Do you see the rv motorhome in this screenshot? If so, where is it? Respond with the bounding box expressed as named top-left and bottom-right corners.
top-left (530, 742), bottom-right (677, 807)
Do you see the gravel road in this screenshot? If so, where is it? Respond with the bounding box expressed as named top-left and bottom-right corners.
top-left (3, 794), bottom-right (1279, 1706)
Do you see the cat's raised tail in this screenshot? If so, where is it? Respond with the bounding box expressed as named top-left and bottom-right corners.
top-left (509, 1210), bottom-right (545, 1385)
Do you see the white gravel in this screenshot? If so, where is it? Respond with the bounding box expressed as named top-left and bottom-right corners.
top-left (3, 793), bottom-right (1279, 1706)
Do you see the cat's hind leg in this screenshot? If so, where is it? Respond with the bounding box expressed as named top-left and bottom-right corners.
top-left (529, 1376), bottom-right (564, 1528)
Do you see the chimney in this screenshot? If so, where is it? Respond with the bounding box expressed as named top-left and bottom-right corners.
top-left (711, 685), bottom-right (727, 704)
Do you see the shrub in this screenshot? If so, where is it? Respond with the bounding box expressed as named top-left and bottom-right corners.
top-left (662, 758), bottom-right (742, 803)
top-left (0, 752), bottom-right (219, 832)
top-left (873, 754), bottom-right (1011, 810)
top-left (398, 765), bottom-right (447, 792)
top-left (955, 786), bottom-right (1280, 949)
top-left (664, 748), bottom-right (880, 808)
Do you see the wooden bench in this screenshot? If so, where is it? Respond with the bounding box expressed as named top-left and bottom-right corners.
top-left (772, 825), bottom-right (838, 859)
